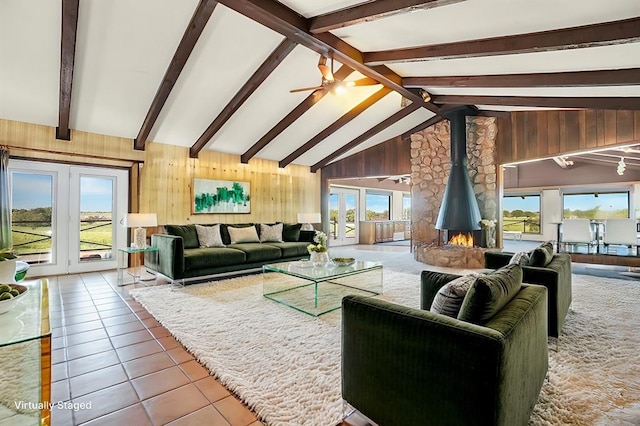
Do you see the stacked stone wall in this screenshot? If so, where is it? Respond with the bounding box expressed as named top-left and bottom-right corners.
top-left (410, 116), bottom-right (498, 263)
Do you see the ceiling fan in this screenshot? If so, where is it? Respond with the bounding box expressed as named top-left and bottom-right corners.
top-left (289, 55), bottom-right (379, 94)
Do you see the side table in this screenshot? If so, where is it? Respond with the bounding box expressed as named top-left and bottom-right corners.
top-left (117, 246), bottom-right (159, 286)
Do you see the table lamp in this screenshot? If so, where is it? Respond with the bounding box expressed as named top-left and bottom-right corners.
top-left (123, 213), bottom-right (157, 248)
top-left (297, 213), bottom-right (321, 231)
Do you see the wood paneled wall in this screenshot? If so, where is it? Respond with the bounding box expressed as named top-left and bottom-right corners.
top-left (1, 118), bottom-right (321, 225)
top-left (498, 110), bottom-right (640, 164)
top-left (321, 136), bottom-right (411, 179)
top-left (141, 143), bottom-right (320, 225)
top-left (0, 118), bottom-right (143, 167)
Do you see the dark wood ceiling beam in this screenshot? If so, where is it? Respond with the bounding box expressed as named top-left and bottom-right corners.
top-left (56, 0), bottom-right (80, 141)
top-left (431, 95), bottom-right (640, 110)
top-left (403, 68), bottom-right (640, 88)
top-left (364, 17), bottom-right (640, 64)
top-left (215, 0), bottom-right (441, 115)
top-left (309, 0), bottom-right (464, 34)
top-left (189, 39), bottom-right (297, 158)
top-left (240, 65), bottom-right (353, 164)
top-left (279, 87), bottom-right (392, 168)
top-left (134, 0), bottom-right (218, 151)
top-left (310, 102), bottom-right (421, 172)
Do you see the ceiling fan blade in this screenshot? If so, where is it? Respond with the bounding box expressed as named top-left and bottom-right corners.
top-left (350, 77), bottom-right (379, 86)
top-left (289, 85), bottom-right (324, 93)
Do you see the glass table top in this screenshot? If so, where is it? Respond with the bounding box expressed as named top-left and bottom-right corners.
top-left (0, 279), bottom-right (50, 348)
top-left (264, 260), bottom-right (382, 281)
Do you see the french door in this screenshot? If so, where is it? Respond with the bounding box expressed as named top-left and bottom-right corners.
top-left (9, 160), bottom-right (128, 276)
top-left (329, 187), bottom-right (359, 246)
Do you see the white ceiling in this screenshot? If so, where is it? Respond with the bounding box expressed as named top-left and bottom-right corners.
top-left (1, 0), bottom-right (639, 168)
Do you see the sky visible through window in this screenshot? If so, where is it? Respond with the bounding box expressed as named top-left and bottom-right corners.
top-left (12, 173), bottom-right (113, 212)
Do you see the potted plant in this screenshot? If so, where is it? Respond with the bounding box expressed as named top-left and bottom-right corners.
top-left (307, 231), bottom-right (329, 266)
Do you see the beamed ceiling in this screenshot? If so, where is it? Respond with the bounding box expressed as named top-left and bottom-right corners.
top-left (1, 0), bottom-right (639, 169)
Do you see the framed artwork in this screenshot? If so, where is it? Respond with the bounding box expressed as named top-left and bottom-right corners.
top-left (193, 179), bottom-right (251, 214)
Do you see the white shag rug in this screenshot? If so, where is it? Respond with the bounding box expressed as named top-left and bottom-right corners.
top-left (129, 271), bottom-right (640, 426)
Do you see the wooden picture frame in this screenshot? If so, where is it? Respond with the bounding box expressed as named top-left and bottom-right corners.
top-left (192, 179), bottom-right (251, 214)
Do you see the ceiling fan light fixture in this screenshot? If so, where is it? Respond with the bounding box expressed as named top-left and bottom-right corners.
top-left (333, 82), bottom-right (348, 95)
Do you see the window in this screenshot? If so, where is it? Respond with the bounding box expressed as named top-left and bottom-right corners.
top-left (402, 194), bottom-right (411, 220)
top-left (365, 192), bottom-right (390, 220)
top-left (563, 191), bottom-right (629, 219)
top-left (503, 194), bottom-right (541, 234)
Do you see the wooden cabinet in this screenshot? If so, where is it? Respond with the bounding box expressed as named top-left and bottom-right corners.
top-left (360, 220), bottom-right (411, 244)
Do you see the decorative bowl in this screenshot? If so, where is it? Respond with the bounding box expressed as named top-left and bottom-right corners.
top-left (331, 257), bottom-right (356, 267)
top-left (0, 284), bottom-right (28, 315)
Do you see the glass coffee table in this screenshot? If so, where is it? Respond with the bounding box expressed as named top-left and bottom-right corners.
top-left (263, 260), bottom-right (383, 317)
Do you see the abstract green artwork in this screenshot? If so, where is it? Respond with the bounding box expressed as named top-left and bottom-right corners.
top-left (193, 179), bottom-right (251, 214)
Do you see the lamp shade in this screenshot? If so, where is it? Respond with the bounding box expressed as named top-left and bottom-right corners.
top-left (297, 213), bottom-right (321, 224)
top-left (122, 213), bottom-right (157, 228)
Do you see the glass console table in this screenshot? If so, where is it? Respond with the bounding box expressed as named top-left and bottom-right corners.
top-left (0, 279), bottom-right (51, 425)
top-left (263, 260), bottom-right (383, 317)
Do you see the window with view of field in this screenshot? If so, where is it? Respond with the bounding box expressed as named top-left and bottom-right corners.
top-left (563, 192), bottom-right (629, 219)
top-left (366, 192), bottom-right (390, 220)
top-left (11, 173), bottom-right (54, 260)
top-left (503, 195), bottom-right (541, 234)
top-left (402, 194), bottom-right (411, 220)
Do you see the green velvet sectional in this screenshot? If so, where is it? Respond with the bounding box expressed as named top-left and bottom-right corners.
top-left (145, 223), bottom-right (315, 283)
top-left (342, 266), bottom-right (548, 426)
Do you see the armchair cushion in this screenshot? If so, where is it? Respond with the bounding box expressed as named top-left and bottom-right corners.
top-left (458, 264), bottom-right (522, 324)
top-left (529, 241), bottom-right (554, 267)
top-left (509, 251), bottom-right (530, 266)
top-left (430, 274), bottom-right (477, 318)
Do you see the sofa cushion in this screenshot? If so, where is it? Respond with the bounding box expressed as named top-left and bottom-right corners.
top-left (509, 251), bottom-right (530, 266)
top-left (282, 223), bottom-right (302, 242)
top-left (184, 247), bottom-right (246, 271)
top-left (195, 224), bottom-right (225, 248)
top-left (263, 242), bottom-right (309, 258)
top-left (458, 264), bottom-right (523, 324)
top-left (260, 223), bottom-right (283, 243)
top-left (430, 274), bottom-right (477, 318)
top-left (227, 243), bottom-right (281, 263)
top-left (220, 224), bottom-right (255, 245)
top-left (228, 226), bottom-right (260, 244)
top-left (165, 225), bottom-right (199, 249)
top-left (529, 242), bottom-right (554, 267)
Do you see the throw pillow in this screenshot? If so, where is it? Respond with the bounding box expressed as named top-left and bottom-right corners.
top-left (430, 274), bottom-right (478, 318)
top-left (259, 223), bottom-right (283, 243)
top-left (509, 251), bottom-right (530, 266)
top-left (228, 225), bottom-right (260, 244)
top-left (457, 264), bottom-right (523, 324)
top-left (529, 241), bottom-right (554, 267)
top-left (165, 225), bottom-right (199, 249)
top-left (282, 223), bottom-right (302, 242)
top-left (195, 224), bottom-right (225, 248)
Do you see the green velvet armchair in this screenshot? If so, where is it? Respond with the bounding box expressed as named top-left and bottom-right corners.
top-left (484, 251), bottom-right (572, 337)
top-left (341, 270), bottom-right (548, 426)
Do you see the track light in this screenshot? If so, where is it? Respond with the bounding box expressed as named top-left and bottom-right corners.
top-left (617, 157), bottom-right (626, 175)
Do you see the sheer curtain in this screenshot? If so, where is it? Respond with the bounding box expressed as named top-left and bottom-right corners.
top-left (0, 146), bottom-right (11, 251)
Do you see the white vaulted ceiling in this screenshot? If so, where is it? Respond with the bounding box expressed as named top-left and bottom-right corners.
top-left (1, 0), bottom-right (639, 168)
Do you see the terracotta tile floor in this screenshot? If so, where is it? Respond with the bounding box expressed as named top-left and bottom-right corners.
top-left (46, 271), bottom-right (263, 426)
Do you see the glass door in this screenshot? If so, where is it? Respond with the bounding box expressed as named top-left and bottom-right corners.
top-left (9, 160), bottom-right (128, 275)
top-left (329, 187), bottom-right (359, 246)
top-left (68, 167), bottom-right (128, 273)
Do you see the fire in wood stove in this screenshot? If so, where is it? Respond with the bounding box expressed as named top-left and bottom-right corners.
top-left (448, 232), bottom-right (474, 247)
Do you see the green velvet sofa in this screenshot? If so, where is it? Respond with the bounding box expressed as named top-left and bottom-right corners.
top-left (484, 250), bottom-right (572, 337)
top-left (145, 223), bottom-right (315, 284)
top-left (341, 268), bottom-right (548, 426)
